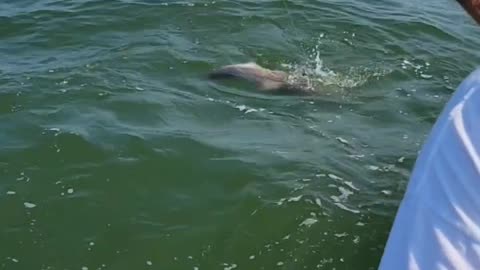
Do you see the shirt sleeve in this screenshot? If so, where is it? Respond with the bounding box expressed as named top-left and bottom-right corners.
top-left (379, 67), bottom-right (480, 270)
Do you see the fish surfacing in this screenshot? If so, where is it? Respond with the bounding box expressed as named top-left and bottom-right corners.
top-left (208, 62), bottom-right (314, 95)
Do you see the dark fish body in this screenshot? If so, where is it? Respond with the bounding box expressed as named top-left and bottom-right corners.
top-left (208, 62), bottom-right (313, 95)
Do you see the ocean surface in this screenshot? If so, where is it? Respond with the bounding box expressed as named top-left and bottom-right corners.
top-left (1, 0), bottom-right (479, 269)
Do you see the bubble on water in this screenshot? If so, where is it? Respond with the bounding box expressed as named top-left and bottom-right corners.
top-left (6, 191), bottom-right (16, 195)
top-left (277, 261), bottom-right (284, 266)
top-left (67, 188), bottom-right (74, 194)
top-left (249, 255), bottom-right (255, 260)
top-left (398, 156), bottom-right (405, 163)
top-left (146, 261), bottom-right (152, 266)
top-left (82, 267), bottom-right (88, 270)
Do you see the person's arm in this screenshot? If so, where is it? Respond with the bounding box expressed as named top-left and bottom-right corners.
top-left (456, 0), bottom-right (480, 24)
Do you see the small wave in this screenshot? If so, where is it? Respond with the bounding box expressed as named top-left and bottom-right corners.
top-left (205, 96), bottom-right (269, 115)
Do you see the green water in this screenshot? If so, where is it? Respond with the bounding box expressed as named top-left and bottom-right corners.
top-left (1, 0), bottom-right (479, 269)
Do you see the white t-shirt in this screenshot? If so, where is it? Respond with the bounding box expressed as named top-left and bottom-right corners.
top-left (379, 68), bottom-right (480, 270)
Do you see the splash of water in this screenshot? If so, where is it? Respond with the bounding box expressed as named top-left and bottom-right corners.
top-left (281, 40), bottom-right (390, 91)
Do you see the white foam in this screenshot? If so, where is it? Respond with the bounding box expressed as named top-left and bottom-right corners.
top-left (300, 218), bottom-right (318, 227)
top-left (276, 198), bottom-right (286, 206)
top-left (344, 181), bottom-right (359, 191)
top-left (334, 232), bottom-right (348, 238)
top-left (24, 202), bottom-right (36, 209)
top-left (328, 174), bottom-right (343, 181)
top-left (315, 198), bottom-right (322, 207)
top-left (334, 203), bottom-right (360, 214)
top-left (281, 41), bottom-right (390, 91)
top-left (382, 190), bottom-right (392, 196)
top-left (223, 263), bottom-right (237, 270)
top-left (337, 187), bottom-right (354, 201)
top-left (353, 235), bottom-right (360, 244)
top-left (336, 137), bottom-right (349, 145)
top-left (287, 195), bottom-right (303, 202)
